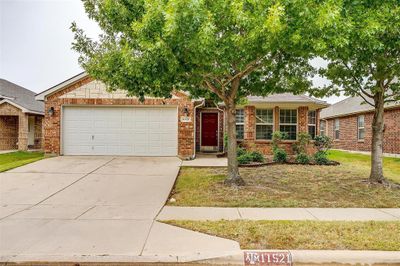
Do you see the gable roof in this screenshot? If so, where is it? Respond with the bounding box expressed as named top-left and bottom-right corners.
top-left (320, 96), bottom-right (400, 119)
top-left (35, 72), bottom-right (329, 108)
top-left (35, 72), bottom-right (88, 101)
top-left (247, 94), bottom-right (328, 105)
top-left (0, 79), bottom-right (44, 115)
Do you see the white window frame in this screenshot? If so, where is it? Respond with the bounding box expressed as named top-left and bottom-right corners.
top-left (236, 109), bottom-right (245, 140)
top-left (357, 115), bottom-right (365, 140)
top-left (334, 118), bottom-right (340, 140)
top-left (279, 109), bottom-right (298, 140)
top-left (308, 110), bottom-right (316, 139)
top-left (255, 109), bottom-right (274, 140)
top-left (320, 120), bottom-right (326, 136)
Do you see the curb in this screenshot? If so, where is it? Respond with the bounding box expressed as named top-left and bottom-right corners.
top-left (196, 250), bottom-right (400, 265)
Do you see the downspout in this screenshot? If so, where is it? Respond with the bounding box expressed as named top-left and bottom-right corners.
top-left (192, 99), bottom-right (205, 159)
top-left (214, 101), bottom-right (226, 152)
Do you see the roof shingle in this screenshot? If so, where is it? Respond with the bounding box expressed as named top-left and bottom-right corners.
top-left (0, 79), bottom-right (44, 114)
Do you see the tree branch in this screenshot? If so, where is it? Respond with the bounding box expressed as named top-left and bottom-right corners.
top-left (342, 61), bottom-right (374, 99)
top-left (203, 79), bottom-right (224, 100)
top-left (223, 58), bottom-right (261, 88)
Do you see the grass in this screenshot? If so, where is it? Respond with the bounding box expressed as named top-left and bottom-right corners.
top-left (169, 162), bottom-right (400, 208)
top-left (328, 150), bottom-right (400, 184)
top-left (164, 220), bottom-right (400, 251)
top-left (0, 151), bottom-right (45, 172)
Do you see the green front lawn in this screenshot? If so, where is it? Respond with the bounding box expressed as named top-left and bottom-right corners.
top-left (169, 150), bottom-right (400, 207)
top-left (0, 151), bottom-right (45, 172)
top-left (328, 150), bottom-right (400, 183)
top-left (165, 220), bottom-right (400, 251)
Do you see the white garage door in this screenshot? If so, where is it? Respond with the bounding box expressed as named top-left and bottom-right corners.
top-left (62, 106), bottom-right (178, 156)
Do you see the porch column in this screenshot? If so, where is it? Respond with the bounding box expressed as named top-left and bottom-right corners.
top-left (298, 106), bottom-right (309, 133)
top-left (244, 106), bottom-right (255, 142)
top-left (274, 106), bottom-right (280, 132)
top-left (18, 113), bottom-right (29, 150)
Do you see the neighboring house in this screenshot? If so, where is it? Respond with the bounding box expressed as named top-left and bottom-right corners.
top-left (35, 72), bottom-right (328, 158)
top-left (0, 79), bottom-right (44, 151)
top-left (320, 96), bottom-right (400, 155)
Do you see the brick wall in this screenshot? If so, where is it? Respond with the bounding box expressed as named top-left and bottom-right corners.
top-left (32, 116), bottom-right (44, 149)
top-left (44, 76), bottom-right (195, 158)
top-left (325, 107), bottom-right (400, 154)
top-left (0, 116), bottom-right (18, 150)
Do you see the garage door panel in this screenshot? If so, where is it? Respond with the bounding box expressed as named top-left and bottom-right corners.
top-left (63, 107), bottom-right (178, 156)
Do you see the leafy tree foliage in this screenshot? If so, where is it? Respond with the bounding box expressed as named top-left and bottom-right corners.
top-left (307, 0), bottom-right (400, 184)
top-left (72, 0), bottom-right (315, 185)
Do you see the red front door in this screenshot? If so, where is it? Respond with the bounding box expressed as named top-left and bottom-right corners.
top-left (201, 113), bottom-right (218, 146)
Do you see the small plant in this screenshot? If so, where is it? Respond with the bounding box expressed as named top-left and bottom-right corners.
top-left (238, 153), bottom-right (253, 165)
top-left (250, 150), bottom-right (265, 162)
top-left (223, 133), bottom-right (228, 152)
top-left (296, 153), bottom-right (310, 164)
top-left (314, 150), bottom-right (329, 165)
top-left (273, 148), bottom-right (287, 163)
top-left (272, 131), bottom-right (287, 151)
top-left (314, 135), bottom-right (332, 153)
top-left (292, 133), bottom-right (311, 154)
top-left (237, 147), bottom-right (247, 157)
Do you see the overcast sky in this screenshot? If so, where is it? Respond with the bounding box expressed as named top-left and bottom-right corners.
top-left (0, 0), bottom-right (345, 104)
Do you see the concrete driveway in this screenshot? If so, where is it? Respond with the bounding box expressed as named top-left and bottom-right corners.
top-left (0, 156), bottom-right (239, 263)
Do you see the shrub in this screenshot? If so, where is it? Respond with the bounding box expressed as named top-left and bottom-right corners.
top-left (272, 131), bottom-right (287, 151)
top-left (292, 133), bottom-right (311, 154)
top-left (314, 150), bottom-right (329, 165)
top-left (314, 135), bottom-right (332, 153)
top-left (296, 153), bottom-right (310, 164)
top-left (238, 153), bottom-right (253, 165)
top-left (250, 150), bottom-right (265, 162)
top-left (223, 133), bottom-right (228, 151)
top-left (273, 148), bottom-right (287, 163)
top-left (237, 147), bottom-right (247, 157)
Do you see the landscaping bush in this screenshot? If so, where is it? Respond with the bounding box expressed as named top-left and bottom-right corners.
top-left (314, 135), bottom-right (332, 153)
top-left (314, 151), bottom-right (329, 165)
top-left (238, 153), bottom-right (253, 165)
top-left (292, 133), bottom-right (311, 154)
top-left (250, 151), bottom-right (265, 162)
top-left (272, 131), bottom-right (287, 150)
top-left (295, 153), bottom-right (310, 164)
top-left (237, 147), bottom-right (247, 157)
top-left (273, 148), bottom-right (287, 163)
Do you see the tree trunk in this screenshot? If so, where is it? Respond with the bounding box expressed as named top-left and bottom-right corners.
top-left (224, 99), bottom-right (245, 186)
top-left (369, 91), bottom-right (386, 183)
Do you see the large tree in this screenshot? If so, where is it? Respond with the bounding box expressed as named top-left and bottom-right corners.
top-left (307, 0), bottom-right (400, 185)
top-left (72, 0), bottom-right (314, 185)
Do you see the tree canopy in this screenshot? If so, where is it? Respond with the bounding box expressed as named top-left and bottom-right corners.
top-left (72, 0), bottom-right (315, 102)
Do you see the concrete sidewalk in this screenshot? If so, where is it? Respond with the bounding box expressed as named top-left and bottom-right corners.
top-left (158, 206), bottom-right (400, 221)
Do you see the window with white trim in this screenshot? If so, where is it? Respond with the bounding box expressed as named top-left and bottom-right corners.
top-left (334, 118), bottom-right (340, 139)
top-left (308, 110), bottom-right (316, 139)
top-left (256, 109), bottom-right (273, 140)
top-left (236, 109), bottom-right (244, 140)
top-left (320, 120), bottom-right (326, 136)
top-left (279, 109), bottom-right (297, 140)
top-left (358, 115), bottom-right (365, 140)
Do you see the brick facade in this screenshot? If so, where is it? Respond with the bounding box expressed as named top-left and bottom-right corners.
top-left (240, 105), bottom-right (317, 155)
top-left (0, 116), bottom-right (18, 150)
top-left (0, 102), bottom-right (43, 151)
top-left (43, 77), bottom-right (195, 158)
top-left (324, 107), bottom-right (400, 154)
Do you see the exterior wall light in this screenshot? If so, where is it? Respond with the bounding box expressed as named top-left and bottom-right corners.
top-left (48, 107), bottom-right (55, 116)
top-left (183, 107), bottom-right (189, 116)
